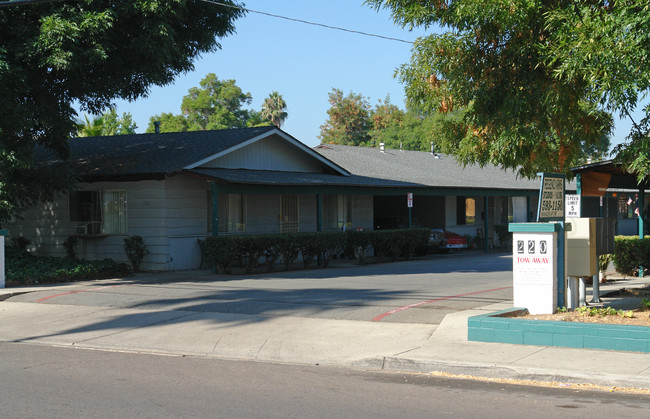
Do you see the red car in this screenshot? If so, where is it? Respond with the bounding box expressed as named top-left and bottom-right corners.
top-left (443, 231), bottom-right (468, 249)
top-left (429, 229), bottom-right (468, 251)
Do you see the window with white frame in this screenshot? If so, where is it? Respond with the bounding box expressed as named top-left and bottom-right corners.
top-left (69, 190), bottom-right (127, 235)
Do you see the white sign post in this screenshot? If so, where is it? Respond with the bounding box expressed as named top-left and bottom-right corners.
top-left (407, 193), bottom-right (413, 208)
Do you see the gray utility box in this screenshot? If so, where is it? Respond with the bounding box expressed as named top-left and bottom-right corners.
top-left (566, 218), bottom-right (597, 277)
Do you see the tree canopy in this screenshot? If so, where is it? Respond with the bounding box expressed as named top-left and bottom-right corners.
top-left (146, 73), bottom-right (273, 133)
top-left (77, 109), bottom-right (137, 137)
top-left (319, 89), bottom-right (372, 146)
top-left (0, 0), bottom-right (244, 221)
top-left (367, 0), bottom-right (647, 180)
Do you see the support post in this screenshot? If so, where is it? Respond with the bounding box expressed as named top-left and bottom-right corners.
top-left (579, 277), bottom-right (587, 307)
top-left (316, 193), bottom-right (323, 232)
top-left (211, 182), bottom-right (219, 236)
top-left (0, 229), bottom-right (6, 289)
top-left (639, 187), bottom-right (645, 277)
top-left (484, 196), bottom-right (490, 252)
top-left (591, 270), bottom-right (601, 303)
top-left (317, 193), bottom-right (323, 266)
top-left (557, 221), bottom-right (566, 308)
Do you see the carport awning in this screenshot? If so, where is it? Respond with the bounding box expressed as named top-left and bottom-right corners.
top-left (572, 160), bottom-right (650, 191)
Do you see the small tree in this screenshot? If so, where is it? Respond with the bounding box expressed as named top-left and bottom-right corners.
top-left (123, 235), bottom-right (149, 272)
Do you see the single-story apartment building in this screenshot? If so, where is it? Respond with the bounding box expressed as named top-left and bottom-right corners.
top-left (6, 126), bottom-right (575, 270)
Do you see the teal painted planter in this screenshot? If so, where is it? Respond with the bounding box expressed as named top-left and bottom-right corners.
top-left (468, 308), bottom-right (650, 353)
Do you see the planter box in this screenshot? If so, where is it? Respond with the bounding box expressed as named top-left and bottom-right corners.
top-left (468, 308), bottom-right (650, 353)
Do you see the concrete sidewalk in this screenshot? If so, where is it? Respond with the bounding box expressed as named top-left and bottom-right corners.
top-left (1, 274), bottom-right (649, 390)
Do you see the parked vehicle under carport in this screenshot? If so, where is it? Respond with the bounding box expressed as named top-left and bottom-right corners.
top-left (429, 229), bottom-right (468, 252)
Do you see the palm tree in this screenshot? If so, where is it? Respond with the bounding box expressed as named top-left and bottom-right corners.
top-left (261, 91), bottom-right (288, 128)
top-left (76, 114), bottom-right (104, 137)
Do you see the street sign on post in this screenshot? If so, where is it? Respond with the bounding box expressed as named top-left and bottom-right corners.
top-left (565, 194), bottom-right (581, 218)
top-left (536, 173), bottom-right (566, 308)
top-left (407, 193), bottom-right (413, 208)
top-left (537, 173), bottom-right (565, 222)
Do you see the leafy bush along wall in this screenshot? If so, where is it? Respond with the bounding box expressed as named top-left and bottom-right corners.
top-left (203, 229), bottom-right (430, 274)
top-left (613, 236), bottom-right (650, 276)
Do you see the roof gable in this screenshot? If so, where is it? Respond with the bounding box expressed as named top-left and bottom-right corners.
top-left (185, 129), bottom-right (348, 175)
top-left (37, 127), bottom-right (348, 180)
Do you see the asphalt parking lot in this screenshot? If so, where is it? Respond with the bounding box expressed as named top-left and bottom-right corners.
top-left (7, 252), bottom-right (513, 325)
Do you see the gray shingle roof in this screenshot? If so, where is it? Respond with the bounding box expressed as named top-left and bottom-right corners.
top-left (314, 144), bottom-right (544, 191)
top-left (37, 126), bottom-right (278, 178)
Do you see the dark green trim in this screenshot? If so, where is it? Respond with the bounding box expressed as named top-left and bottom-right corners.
top-left (214, 183), bottom-right (540, 198)
top-left (509, 222), bottom-right (561, 233)
top-left (0, 229), bottom-right (7, 236)
top-left (468, 308), bottom-right (650, 353)
top-left (316, 193), bottom-right (322, 232)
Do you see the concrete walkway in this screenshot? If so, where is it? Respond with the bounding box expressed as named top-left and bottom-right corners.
top-left (1, 272), bottom-right (649, 390)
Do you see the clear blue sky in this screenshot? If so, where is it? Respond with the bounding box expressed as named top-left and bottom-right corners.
top-left (110, 0), bottom-right (635, 151)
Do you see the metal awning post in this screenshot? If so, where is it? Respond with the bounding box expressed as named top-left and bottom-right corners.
top-left (211, 182), bottom-right (219, 236)
top-left (484, 196), bottom-right (490, 252)
top-left (639, 187), bottom-right (645, 277)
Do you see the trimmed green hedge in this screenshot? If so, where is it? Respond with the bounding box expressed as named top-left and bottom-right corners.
top-left (5, 247), bottom-right (131, 286)
top-left (613, 236), bottom-right (650, 276)
top-left (203, 228), bottom-right (430, 273)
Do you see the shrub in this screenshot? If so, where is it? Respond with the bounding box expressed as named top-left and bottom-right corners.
top-left (203, 235), bottom-right (239, 274)
top-left (123, 235), bottom-right (149, 272)
top-left (202, 229), bottom-right (429, 273)
top-left (277, 234), bottom-right (300, 270)
top-left (613, 236), bottom-right (650, 276)
top-left (345, 230), bottom-right (373, 264)
top-left (6, 252), bottom-right (131, 286)
top-left (9, 236), bottom-right (31, 252)
top-left (319, 231), bottom-right (346, 267)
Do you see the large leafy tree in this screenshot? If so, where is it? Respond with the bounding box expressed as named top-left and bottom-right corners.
top-left (319, 89), bottom-right (372, 146)
top-left (365, 0), bottom-right (635, 179)
top-left (261, 91), bottom-right (288, 128)
top-left (146, 73), bottom-right (270, 132)
top-left (0, 0), bottom-right (244, 221)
